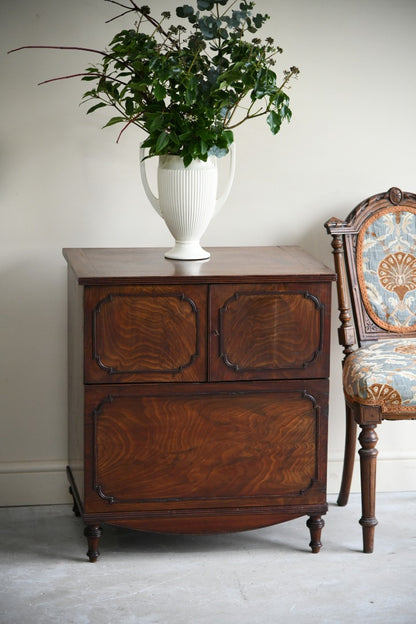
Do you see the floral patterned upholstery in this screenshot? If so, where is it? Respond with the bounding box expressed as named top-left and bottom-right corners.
top-left (346, 205), bottom-right (416, 413)
top-left (357, 207), bottom-right (416, 332)
top-left (343, 338), bottom-right (416, 413)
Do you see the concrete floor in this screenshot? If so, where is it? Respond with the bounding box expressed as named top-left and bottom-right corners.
top-left (0, 492), bottom-right (415, 624)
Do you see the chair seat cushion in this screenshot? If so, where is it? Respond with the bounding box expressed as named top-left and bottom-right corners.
top-left (343, 338), bottom-right (416, 413)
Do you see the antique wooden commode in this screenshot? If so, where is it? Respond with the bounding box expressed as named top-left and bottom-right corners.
top-left (63, 246), bottom-right (335, 561)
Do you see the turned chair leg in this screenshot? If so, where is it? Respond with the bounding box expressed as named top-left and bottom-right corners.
top-left (337, 403), bottom-right (357, 506)
top-left (358, 424), bottom-right (378, 553)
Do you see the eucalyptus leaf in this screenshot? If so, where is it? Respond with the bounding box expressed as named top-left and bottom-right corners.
top-left (208, 145), bottom-right (228, 158)
top-left (176, 5), bottom-right (194, 18)
top-left (197, 0), bottom-right (214, 9)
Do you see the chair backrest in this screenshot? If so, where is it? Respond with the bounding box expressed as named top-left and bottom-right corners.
top-left (325, 187), bottom-right (416, 355)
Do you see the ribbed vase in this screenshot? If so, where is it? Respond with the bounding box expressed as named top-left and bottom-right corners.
top-left (157, 155), bottom-right (217, 260)
top-left (140, 145), bottom-right (236, 261)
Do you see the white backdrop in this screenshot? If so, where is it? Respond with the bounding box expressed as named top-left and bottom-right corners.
top-left (1, 0), bottom-right (416, 505)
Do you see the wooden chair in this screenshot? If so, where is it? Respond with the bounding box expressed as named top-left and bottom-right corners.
top-left (325, 187), bottom-right (416, 553)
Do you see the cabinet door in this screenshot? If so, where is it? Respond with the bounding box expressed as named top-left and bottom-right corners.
top-left (209, 283), bottom-right (331, 381)
top-left (84, 285), bottom-right (207, 383)
top-left (83, 380), bottom-right (328, 514)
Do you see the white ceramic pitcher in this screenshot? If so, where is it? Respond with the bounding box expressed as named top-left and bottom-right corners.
top-left (140, 143), bottom-right (236, 260)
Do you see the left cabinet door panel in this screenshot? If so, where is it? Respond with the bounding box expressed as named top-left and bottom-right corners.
top-left (84, 285), bottom-right (208, 383)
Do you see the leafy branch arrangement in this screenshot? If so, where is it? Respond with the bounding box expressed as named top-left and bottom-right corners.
top-left (10, 0), bottom-right (299, 166)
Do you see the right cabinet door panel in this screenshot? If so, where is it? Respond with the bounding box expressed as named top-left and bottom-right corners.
top-left (210, 283), bottom-right (332, 381)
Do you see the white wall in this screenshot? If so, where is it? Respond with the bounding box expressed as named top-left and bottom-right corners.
top-left (1, 0), bottom-right (416, 506)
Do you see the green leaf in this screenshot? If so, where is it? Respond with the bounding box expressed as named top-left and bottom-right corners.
top-left (155, 130), bottom-right (170, 152)
top-left (148, 115), bottom-right (165, 132)
top-left (103, 116), bottom-right (125, 128)
top-left (267, 110), bottom-right (282, 134)
top-left (82, 75), bottom-right (100, 82)
top-left (182, 153), bottom-right (192, 167)
top-left (125, 97), bottom-right (134, 116)
top-left (223, 129), bottom-right (234, 146)
top-left (82, 89), bottom-right (98, 99)
top-left (200, 138), bottom-right (208, 155)
top-left (86, 102), bottom-right (107, 114)
top-left (185, 77), bottom-right (198, 105)
top-left (154, 83), bottom-right (166, 101)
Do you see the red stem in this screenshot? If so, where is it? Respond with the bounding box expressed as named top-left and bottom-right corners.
top-left (116, 113), bottom-right (143, 143)
top-left (8, 44), bottom-right (109, 56)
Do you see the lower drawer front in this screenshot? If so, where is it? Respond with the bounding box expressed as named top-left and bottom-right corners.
top-left (84, 381), bottom-right (328, 513)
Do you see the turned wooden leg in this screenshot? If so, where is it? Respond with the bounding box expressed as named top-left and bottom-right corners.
top-left (358, 424), bottom-right (378, 553)
top-left (337, 404), bottom-right (357, 506)
top-left (307, 515), bottom-right (325, 553)
top-left (84, 524), bottom-right (103, 563)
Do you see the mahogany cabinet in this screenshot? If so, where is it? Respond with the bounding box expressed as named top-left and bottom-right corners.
top-left (63, 247), bottom-right (335, 561)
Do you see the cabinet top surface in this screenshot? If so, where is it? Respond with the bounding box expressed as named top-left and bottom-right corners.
top-left (63, 246), bottom-right (335, 285)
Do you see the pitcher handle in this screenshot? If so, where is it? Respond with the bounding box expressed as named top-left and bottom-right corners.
top-left (140, 144), bottom-right (162, 217)
top-left (214, 142), bottom-right (236, 216)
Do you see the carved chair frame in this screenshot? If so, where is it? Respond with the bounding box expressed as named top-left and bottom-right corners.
top-left (325, 187), bottom-right (416, 552)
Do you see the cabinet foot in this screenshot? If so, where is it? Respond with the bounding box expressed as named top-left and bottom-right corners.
top-left (306, 515), bottom-right (324, 553)
top-left (84, 525), bottom-right (103, 563)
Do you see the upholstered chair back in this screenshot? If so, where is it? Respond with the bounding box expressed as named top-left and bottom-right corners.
top-left (327, 187), bottom-right (416, 349)
top-left (358, 206), bottom-right (416, 333)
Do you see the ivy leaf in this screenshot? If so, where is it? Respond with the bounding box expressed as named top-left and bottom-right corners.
top-left (223, 129), bottom-right (234, 146)
top-left (267, 110), bottom-right (282, 134)
top-left (154, 83), bottom-right (166, 101)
